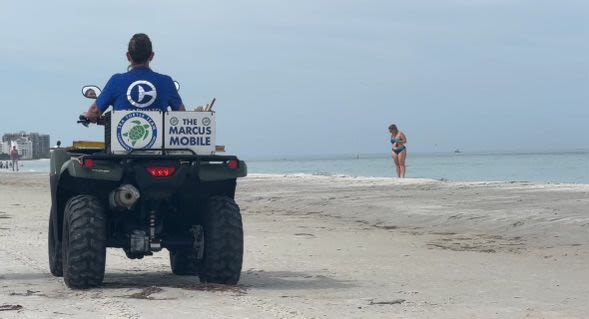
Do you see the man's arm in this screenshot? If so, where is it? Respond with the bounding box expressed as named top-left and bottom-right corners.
top-left (84, 75), bottom-right (116, 122)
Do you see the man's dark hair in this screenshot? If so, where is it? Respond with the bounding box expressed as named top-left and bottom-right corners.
top-left (128, 33), bottom-right (153, 64)
top-left (388, 124), bottom-right (398, 132)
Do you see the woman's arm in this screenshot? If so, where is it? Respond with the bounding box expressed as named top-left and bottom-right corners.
top-left (399, 132), bottom-right (407, 144)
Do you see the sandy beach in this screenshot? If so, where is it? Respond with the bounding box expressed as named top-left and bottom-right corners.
top-left (1, 172), bottom-right (589, 318)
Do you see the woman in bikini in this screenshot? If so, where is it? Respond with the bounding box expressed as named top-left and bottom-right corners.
top-left (389, 124), bottom-right (407, 178)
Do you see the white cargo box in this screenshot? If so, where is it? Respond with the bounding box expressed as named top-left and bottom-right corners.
top-left (109, 111), bottom-right (163, 154)
top-left (108, 110), bottom-right (216, 155)
top-left (164, 111), bottom-right (216, 155)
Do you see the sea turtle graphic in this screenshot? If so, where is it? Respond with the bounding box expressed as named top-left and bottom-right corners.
top-left (123, 120), bottom-right (151, 146)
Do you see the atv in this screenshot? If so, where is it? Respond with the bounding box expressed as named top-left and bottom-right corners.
top-left (48, 85), bottom-right (247, 289)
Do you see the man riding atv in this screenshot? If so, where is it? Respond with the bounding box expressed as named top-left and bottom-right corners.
top-left (84, 33), bottom-right (185, 122)
top-left (48, 33), bottom-right (247, 289)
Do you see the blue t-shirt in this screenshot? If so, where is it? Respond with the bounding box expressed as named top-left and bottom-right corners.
top-left (96, 67), bottom-right (183, 113)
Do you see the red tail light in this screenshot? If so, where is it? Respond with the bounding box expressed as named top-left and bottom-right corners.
top-left (227, 160), bottom-right (238, 170)
top-left (82, 159), bottom-right (95, 169)
top-left (146, 166), bottom-right (177, 177)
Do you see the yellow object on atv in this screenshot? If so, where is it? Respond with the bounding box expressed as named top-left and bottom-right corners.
top-left (70, 141), bottom-right (105, 150)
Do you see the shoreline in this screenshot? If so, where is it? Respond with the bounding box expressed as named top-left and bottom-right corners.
top-left (5, 151), bottom-right (589, 185)
top-left (247, 173), bottom-right (589, 187)
top-left (3, 171), bottom-right (589, 188)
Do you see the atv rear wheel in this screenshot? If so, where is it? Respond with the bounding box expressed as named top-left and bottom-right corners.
top-left (198, 196), bottom-right (243, 285)
top-left (62, 195), bottom-right (107, 289)
top-left (170, 250), bottom-right (199, 275)
top-left (48, 207), bottom-right (63, 277)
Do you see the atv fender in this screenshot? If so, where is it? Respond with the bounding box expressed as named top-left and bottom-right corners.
top-left (198, 160), bottom-right (247, 182)
top-left (51, 148), bottom-right (124, 182)
top-left (50, 149), bottom-right (71, 176)
top-left (63, 159), bottom-right (124, 181)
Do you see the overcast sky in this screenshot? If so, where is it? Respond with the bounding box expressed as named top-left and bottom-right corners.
top-left (1, 0), bottom-right (587, 157)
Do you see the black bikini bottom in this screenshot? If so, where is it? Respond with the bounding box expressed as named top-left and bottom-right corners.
top-left (392, 146), bottom-right (406, 155)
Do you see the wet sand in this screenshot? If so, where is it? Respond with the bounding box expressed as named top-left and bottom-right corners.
top-left (1, 173), bottom-right (589, 318)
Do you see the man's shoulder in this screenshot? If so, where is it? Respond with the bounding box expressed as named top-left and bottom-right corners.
top-left (124, 69), bottom-right (173, 83)
top-left (151, 71), bottom-right (174, 82)
top-left (106, 73), bottom-right (124, 84)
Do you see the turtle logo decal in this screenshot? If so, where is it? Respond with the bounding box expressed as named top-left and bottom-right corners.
top-left (116, 112), bottom-right (158, 151)
top-left (123, 120), bottom-right (150, 146)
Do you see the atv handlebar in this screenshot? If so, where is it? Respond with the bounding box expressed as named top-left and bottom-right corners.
top-left (78, 114), bottom-right (106, 127)
top-left (77, 114), bottom-right (91, 127)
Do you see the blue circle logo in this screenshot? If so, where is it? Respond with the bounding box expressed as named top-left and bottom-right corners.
top-left (126, 81), bottom-right (157, 108)
top-left (116, 112), bottom-right (158, 151)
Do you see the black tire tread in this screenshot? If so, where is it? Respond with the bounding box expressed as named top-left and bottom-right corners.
top-left (62, 195), bottom-right (107, 289)
top-left (48, 208), bottom-right (63, 277)
top-left (199, 196), bottom-right (243, 285)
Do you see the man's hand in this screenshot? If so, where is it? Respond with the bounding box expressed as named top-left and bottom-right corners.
top-left (85, 103), bottom-right (101, 123)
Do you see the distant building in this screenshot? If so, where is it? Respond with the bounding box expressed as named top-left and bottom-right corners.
top-left (29, 133), bottom-right (51, 159)
top-left (1, 131), bottom-right (50, 159)
top-left (1, 141), bottom-right (8, 155)
top-left (14, 140), bottom-right (33, 160)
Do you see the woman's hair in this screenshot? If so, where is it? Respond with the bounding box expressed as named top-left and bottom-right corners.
top-left (128, 33), bottom-right (153, 64)
top-left (388, 124), bottom-right (398, 132)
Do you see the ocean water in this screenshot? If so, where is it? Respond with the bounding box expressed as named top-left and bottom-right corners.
top-left (0, 158), bottom-right (50, 173)
top-left (3, 152), bottom-right (589, 184)
top-left (246, 152), bottom-right (589, 184)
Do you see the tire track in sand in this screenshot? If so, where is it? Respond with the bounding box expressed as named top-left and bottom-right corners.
top-left (1, 242), bottom-right (140, 318)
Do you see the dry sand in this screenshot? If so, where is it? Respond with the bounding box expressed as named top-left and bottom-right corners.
top-left (1, 172), bottom-right (589, 318)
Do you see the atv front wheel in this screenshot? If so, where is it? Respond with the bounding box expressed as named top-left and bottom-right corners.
top-left (48, 207), bottom-right (63, 277)
top-left (198, 196), bottom-right (243, 285)
top-left (62, 195), bottom-right (107, 289)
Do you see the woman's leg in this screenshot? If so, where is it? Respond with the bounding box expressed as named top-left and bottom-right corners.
top-left (398, 149), bottom-right (407, 178)
top-left (392, 151), bottom-right (401, 177)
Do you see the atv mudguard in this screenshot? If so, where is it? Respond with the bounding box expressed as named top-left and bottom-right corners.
top-left (51, 148), bottom-right (124, 181)
top-left (198, 160), bottom-right (247, 182)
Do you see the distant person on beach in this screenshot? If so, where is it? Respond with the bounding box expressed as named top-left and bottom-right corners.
top-left (10, 146), bottom-right (19, 172)
top-left (84, 33), bottom-right (185, 122)
top-left (389, 124), bottom-right (407, 178)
